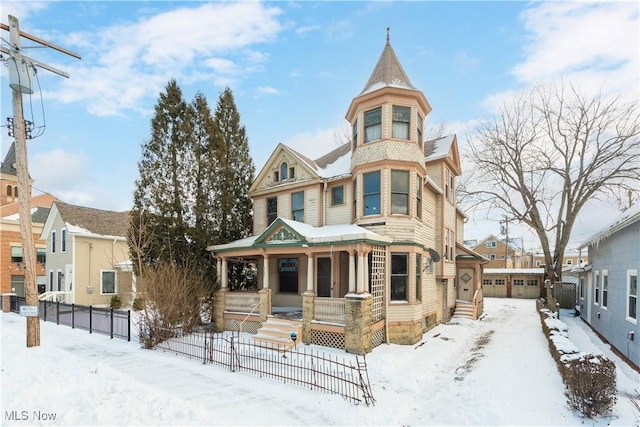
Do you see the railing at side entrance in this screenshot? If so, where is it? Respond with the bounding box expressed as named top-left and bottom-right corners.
top-left (314, 297), bottom-right (346, 323)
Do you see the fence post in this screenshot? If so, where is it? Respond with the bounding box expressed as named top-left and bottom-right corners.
top-left (110, 307), bottom-right (114, 339)
top-left (71, 304), bottom-right (75, 329)
top-left (230, 335), bottom-right (236, 372)
top-left (127, 310), bottom-right (131, 342)
top-left (89, 306), bottom-right (93, 334)
top-left (56, 300), bottom-right (60, 325)
top-left (43, 300), bottom-right (47, 321)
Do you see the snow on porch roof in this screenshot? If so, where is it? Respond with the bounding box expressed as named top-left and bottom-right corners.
top-left (208, 218), bottom-right (392, 253)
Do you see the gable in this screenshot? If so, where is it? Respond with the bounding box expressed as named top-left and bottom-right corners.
top-left (255, 218), bottom-right (308, 245)
top-left (250, 144), bottom-right (321, 195)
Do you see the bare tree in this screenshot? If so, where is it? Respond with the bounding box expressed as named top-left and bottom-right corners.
top-left (461, 83), bottom-right (640, 282)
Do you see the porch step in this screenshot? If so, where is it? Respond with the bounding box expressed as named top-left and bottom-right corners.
top-left (252, 317), bottom-right (303, 350)
top-left (453, 301), bottom-right (475, 320)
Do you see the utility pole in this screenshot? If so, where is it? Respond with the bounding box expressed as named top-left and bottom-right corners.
top-left (2, 15), bottom-right (80, 347)
top-left (500, 216), bottom-right (509, 268)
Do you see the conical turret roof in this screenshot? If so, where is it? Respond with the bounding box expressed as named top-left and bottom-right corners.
top-left (1, 142), bottom-right (17, 176)
top-left (359, 28), bottom-right (417, 96)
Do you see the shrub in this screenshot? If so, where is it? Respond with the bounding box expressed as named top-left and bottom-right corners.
top-left (563, 353), bottom-right (617, 418)
top-left (132, 297), bottom-right (143, 311)
top-left (110, 294), bottom-right (122, 309)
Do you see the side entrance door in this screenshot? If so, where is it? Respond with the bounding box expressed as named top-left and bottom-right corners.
top-left (317, 257), bottom-right (331, 297)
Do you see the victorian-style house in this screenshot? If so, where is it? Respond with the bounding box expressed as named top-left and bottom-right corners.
top-left (208, 33), bottom-right (485, 354)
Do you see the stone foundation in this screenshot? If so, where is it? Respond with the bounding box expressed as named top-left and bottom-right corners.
top-left (344, 293), bottom-right (372, 354)
top-left (212, 288), bottom-right (227, 332)
top-left (387, 319), bottom-right (423, 345)
top-left (302, 292), bottom-right (315, 344)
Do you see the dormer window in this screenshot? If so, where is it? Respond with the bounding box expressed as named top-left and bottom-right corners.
top-left (392, 106), bottom-right (410, 140)
top-left (364, 107), bottom-right (382, 143)
top-left (280, 162), bottom-right (288, 180)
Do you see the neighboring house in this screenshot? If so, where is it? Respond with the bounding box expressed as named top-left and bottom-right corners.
top-left (532, 248), bottom-right (588, 271)
top-left (574, 205), bottom-right (639, 368)
top-left (471, 235), bottom-right (534, 269)
top-left (40, 202), bottom-right (135, 307)
top-left (482, 268), bottom-right (545, 299)
top-left (1, 142), bottom-right (60, 296)
top-left (208, 33), bottom-right (485, 353)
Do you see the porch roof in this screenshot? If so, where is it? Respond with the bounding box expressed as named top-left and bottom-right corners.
top-left (207, 218), bottom-right (393, 254)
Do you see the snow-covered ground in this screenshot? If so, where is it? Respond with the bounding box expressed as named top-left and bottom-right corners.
top-left (1, 298), bottom-right (638, 426)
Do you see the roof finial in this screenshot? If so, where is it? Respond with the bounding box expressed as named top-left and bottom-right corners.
top-left (386, 27), bottom-right (390, 45)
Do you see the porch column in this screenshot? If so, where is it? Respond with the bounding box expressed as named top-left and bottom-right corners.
top-left (221, 257), bottom-right (228, 289)
top-left (363, 251), bottom-right (370, 293)
top-left (357, 252), bottom-right (365, 293)
top-left (348, 252), bottom-right (356, 293)
top-left (262, 255), bottom-right (269, 290)
top-left (307, 254), bottom-right (314, 292)
top-left (216, 257), bottom-right (222, 286)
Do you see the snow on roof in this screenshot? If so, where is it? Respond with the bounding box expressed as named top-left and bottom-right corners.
top-left (279, 218), bottom-right (392, 243)
top-left (484, 268), bottom-right (545, 275)
top-left (316, 150), bottom-right (351, 179)
top-left (579, 204), bottom-right (640, 249)
top-left (424, 135), bottom-right (454, 161)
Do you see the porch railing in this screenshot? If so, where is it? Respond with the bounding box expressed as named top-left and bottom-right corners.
top-left (314, 297), bottom-right (345, 324)
top-left (225, 292), bottom-right (260, 313)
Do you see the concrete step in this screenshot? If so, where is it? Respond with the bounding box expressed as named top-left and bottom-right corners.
top-left (252, 317), bottom-right (302, 350)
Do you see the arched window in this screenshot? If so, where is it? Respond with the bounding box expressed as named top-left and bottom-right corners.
top-left (6, 185), bottom-right (12, 197)
top-left (280, 162), bottom-right (288, 181)
top-left (14, 186), bottom-right (18, 197)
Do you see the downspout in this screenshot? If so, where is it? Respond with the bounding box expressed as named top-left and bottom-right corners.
top-left (322, 180), bottom-right (327, 226)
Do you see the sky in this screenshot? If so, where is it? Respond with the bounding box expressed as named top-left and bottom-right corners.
top-left (2, 298), bottom-right (639, 426)
top-left (0, 1), bottom-right (638, 250)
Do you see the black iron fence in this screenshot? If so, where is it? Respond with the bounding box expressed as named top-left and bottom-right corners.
top-left (153, 327), bottom-right (375, 406)
top-left (2, 295), bottom-right (131, 341)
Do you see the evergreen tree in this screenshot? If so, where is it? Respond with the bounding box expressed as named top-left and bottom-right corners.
top-left (212, 87), bottom-right (255, 289)
top-left (132, 79), bottom-right (192, 269)
top-left (188, 92), bottom-right (218, 281)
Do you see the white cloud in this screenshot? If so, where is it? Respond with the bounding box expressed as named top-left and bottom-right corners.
top-left (282, 122), bottom-right (349, 161)
top-left (296, 25), bottom-right (321, 35)
top-left (511, 2), bottom-right (638, 96)
top-left (44, 2), bottom-right (283, 117)
top-left (0, 1), bottom-right (49, 24)
top-left (256, 86), bottom-right (280, 96)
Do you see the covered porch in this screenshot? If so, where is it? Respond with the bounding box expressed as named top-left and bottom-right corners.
top-left (208, 218), bottom-right (392, 353)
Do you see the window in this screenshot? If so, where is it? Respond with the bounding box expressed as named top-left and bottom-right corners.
top-left (416, 174), bottom-right (422, 219)
top-left (579, 277), bottom-right (585, 299)
top-left (489, 254), bottom-right (496, 260)
top-left (628, 270), bottom-right (637, 321)
top-left (566, 259), bottom-right (573, 266)
top-left (363, 171), bottom-right (381, 216)
top-left (392, 106), bottom-right (410, 139)
top-left (331, 186), bottom-right (344, 206)
top-left (289, 167), bottom-right (295, 180)
top-left (291, 191), bottom-right (304, 222)
top-left (445, 168), bottom-right (455, 203)
top-left (352, 118), bottom-right (359, 149)
top-left (514, 279), bottom-right (524, 286)
top-left (391, 170), bottom-right (409, 214)
top-left (48, 271), bottom-right (54, 291)
top-left (483, 279), bottom-right (492, 287)
top-left (267, 197), bottom-right (277, 225)
top-left (495, 279), bottom-right (505, 286)
top-left (391, 253), bottom-right (408, 301)
top-left (6, 185), bottom-right (12, 196)
top-left (415, 253), bottom-right (422, 302)
top-left (445, 229), bottom-right (454, 261)
top-left (14, 186), bottom-right (17, 197)
top-left (51, 230), bottom-right (56, 254)
top-left (417, 115), bottom-right (423, 147)
top-left (486, 241), bottom-right (497, 248)
top-left (278, 258), bottom-right (298, 293)
top-left (527, 279), bottom-right (538, 287)
top-left (61, 229), bottom-right (67, 252)
top-left (11, 246), bottom-right (22, 263)
top-left (274, 171), bottom-right (279, 182)
top-left (364, 107), bottom-right (381, 142)
top-left (101, 270), bottom-right (116, 294)
top-left (57, 270), bottom-right (63, 291)
top-left (594, 270), bottom-right (600, 305)
top-left (602, 269), bottom-right (608, 309)
top-left (36, 248), bottom-right (46, 264)
top-left (280, 162), bottom-right (288, 181)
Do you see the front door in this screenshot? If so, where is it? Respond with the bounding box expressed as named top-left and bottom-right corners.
top-left (458, 268), bottom-right (474, 301)
top-left (317, 257), bottom-right (331, 297)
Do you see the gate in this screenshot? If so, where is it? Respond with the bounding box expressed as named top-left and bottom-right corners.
top-left (554, 282), bottom-right (577, 309)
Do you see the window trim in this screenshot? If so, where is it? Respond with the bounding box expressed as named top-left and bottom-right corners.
top-left (594, 270), bottom-right (600, 306)
top-left (280, 162), bottom-right (288, 181)
top-left (266, 196), bottom-right (277, 225)
top-left (364, 107), bottom-right (382, 143)
top-left (100, 270), bottom-right (116, 295)
top-left (11, 246), bottom-right (22, 263)
top-left (391, 105), bottom-right (410, 140)
top-left (390, 170), bottom-right (409, 215)
top-left (331, 185), bottom-right (344, 207)
top-left (291, 191), bottom-right (304, 222)
top-left (601, 269), bottom-right (608, 310)
top-left (627, 269), bottom-right (637, 324)
top-left (363, 171), bottom-right (381, 216)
